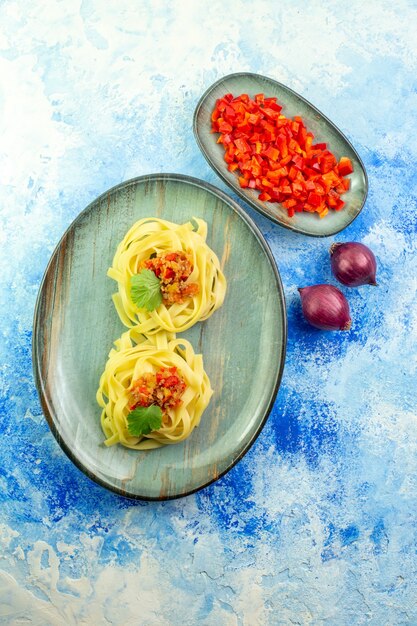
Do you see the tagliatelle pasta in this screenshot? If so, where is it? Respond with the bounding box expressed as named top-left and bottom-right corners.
top-left (108, 217), bottom-right (226, 334)
top-left (96, 328), bottom-right (213, 450)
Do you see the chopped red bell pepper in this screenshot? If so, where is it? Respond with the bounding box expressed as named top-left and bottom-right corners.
top-left (211, 93), bottom-right (354, 218)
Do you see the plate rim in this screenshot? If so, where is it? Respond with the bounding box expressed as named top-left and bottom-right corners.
top-left (193, 71), bottom-right (369, 237)
top-left (32, 172), bottom-right (287, 501)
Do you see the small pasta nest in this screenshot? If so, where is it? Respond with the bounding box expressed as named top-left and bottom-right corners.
top-left (96, 329), bottom-right (213, 450)
top-left (108, 217), bottom-right (226, 334)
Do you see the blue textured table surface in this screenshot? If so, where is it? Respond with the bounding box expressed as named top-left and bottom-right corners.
top-left (1, 2), bottom-right (416, 624)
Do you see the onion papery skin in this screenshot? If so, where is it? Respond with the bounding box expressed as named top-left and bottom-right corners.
top-left (298, 284), bottom-right (352, 331)
top-left (330, 242), bottom-right (377, 287)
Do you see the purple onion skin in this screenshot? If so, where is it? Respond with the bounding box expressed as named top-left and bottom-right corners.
top-left (330, 242), bottom-right (377, 287)
top-left (298, 284), bottom-right (352, 331)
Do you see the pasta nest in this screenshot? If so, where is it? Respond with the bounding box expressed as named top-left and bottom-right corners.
top-left (108, 217), bottom-right (226, 333)
top-left (97, 329), bottom-right (213, 450)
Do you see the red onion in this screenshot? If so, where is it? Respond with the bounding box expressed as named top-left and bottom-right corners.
top-left (298, 284), bottom-right (352, 331)
top-left (330, 242), bottom-right (377, 287)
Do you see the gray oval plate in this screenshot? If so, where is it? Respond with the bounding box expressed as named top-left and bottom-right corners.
top-left (33, 174), bottom-right (287, 500)
top-left (194, 72), bottom-right (368, 237)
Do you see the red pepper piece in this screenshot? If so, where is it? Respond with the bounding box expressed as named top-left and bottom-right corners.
top-left (164, 268), bottom-right (175, 280)
top-left (338, 157), bottom-right (354, 176)
top-left (234, 138), bottom-right (251, 153)
top-left (307, 192), bottom-right (322, 207)
top-left (292, 182), bottom-right (304, 195)
top-left (277, 136), bottom-right (288, 158)
top-left (264, 146), bottom-right (280, 161)
top-left (327, 190), bottom-right (339, 208)
top-left (292, 154), bottom-right (304, 170)
top-left (303, 202), bottom-right (316, 212)
top-left (298, 126), bottom-right (307, 144)
top-left (248, 113), bottom-right (260, 125)
top-left (288, 166), bottom-right (298, 180)
top-left (218, 121), bottom-right (233, 133)
top-left (258, 191), bottom-right (271, 201)
top-left (319, 153), bottom-right (337, 174)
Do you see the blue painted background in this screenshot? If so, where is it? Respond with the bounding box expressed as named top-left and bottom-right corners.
top-left (1, 1), bottom-right (416, 623)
